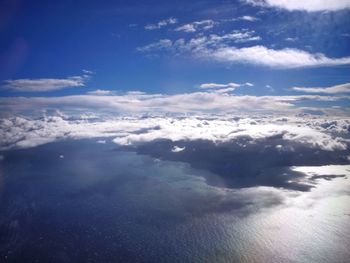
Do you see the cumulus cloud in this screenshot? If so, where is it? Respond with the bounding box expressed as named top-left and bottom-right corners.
top-left (175, 20), bottom-right (216, 33)
top-left (245, 0), bottom-right (350, 12)
top-left (145, 17), bottom-right (177, 30)
top-left (292, 83), bottom-right (350, 94)
top-left (2, 75), bottom-right (89, 92)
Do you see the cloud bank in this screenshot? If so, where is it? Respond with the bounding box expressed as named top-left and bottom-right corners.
top-left (1, 114), bottom-right (349, 152)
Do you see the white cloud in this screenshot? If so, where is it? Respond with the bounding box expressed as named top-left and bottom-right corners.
top-left (199, 82), bottom-right (253, 92)
top-left (137, 32), bottom-right (350, 68)
top-left (175, 20), bottom-right (215, 33)
top-left (292, 83), bottom-right (350, 94)
top-left (137, 30), bottom-right (261, 54)
top-left (245, 0), bottom-right (350, 12)
top-left (145, 17), bottom-right (178, 30)
top-left (239, 15), bottom-right (259, 21)
top-left (1, 114), bottom-right (348, 152)
top-left (136, 39), bottom-right (173, 52)
top-left (171, 146), bottom-right (186, 152)
top-left (87, 89), bottom-right (113, 95)
top-left (208, 30), bottom-right (262, 43)
top-left (285, 37), bottom-right (298, 42)
top-left (0, 90), bottom-right (348, 119)
top-left (199, 82), bottom-right (241, 89)
top-left (2, 75), bottom-right (89, 92)
top-left (208, 45), bottom-right (350, 68)
top-left (292, 165), bottom-right (350, 178)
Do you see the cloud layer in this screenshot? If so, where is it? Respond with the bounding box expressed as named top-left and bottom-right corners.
top-left (0, 91), bottom-right (348, 115)
top-left (1, 114), bottom-right (349, 152)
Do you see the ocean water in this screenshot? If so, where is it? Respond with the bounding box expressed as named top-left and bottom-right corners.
top-left (0, 139), bottom-right (349, 263)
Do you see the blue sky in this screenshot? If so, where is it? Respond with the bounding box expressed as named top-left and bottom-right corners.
top-left (0, 0), bottom-right (350, 113)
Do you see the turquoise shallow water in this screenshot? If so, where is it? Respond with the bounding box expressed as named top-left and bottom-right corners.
top-left (0, 139), bottom-right (349, 263)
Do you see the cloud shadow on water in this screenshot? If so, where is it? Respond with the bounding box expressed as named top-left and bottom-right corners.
top-left (127, 136), bottom-right (350, 191)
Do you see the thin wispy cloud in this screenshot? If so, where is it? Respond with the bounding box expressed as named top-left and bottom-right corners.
top-left (136, 39), bottom-right (173, 52)
top-left (293, 83), bottom-right (350, 94)
top-left (199, 82), bottom-right (242, 89)
top-left (87, 89), bottom-right (113, 95)
top-left (175, 20), bottom-right (215, 33)
top-left (245, 0), bottom-right (350, 12)
top-left (2, 74), bottom-right (90, 92)
top-left (145, 17), bottom-right (178, 30)
top-left (238, 15), bottom-right (259, 21)
top-left (199, 82), bottom-right (254, 93)
top-left (285, 37), bottom-right (298, 42)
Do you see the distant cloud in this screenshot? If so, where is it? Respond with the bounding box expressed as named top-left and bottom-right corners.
top-left (285, 37), bottom-right (298, 42)
top-left (239, 15), bottom-right (259, 21)
top-left (245, 0), bottom-right (350, 12)
top-left (136, 39), bottom-right (172, 52)
top-left (199, 82), bottom-right (253, 93)
top-left (2, 73), bottom-right (90, 92)
top-left (175, 20), bottom-right (215, 33)
top-left (145, 17), bottom-right (177, 30)
top-left (87, 89), bottom-right (113, 95)
top-left (292, 83), bottom-right (350, 94)
top-left (266, 84), bottom-right (274, 92)
top-left (199, 82), bottom-right (241, 89)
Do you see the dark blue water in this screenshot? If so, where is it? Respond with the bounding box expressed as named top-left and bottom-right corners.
top-left (0, 140), bottom-right (349, 263)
